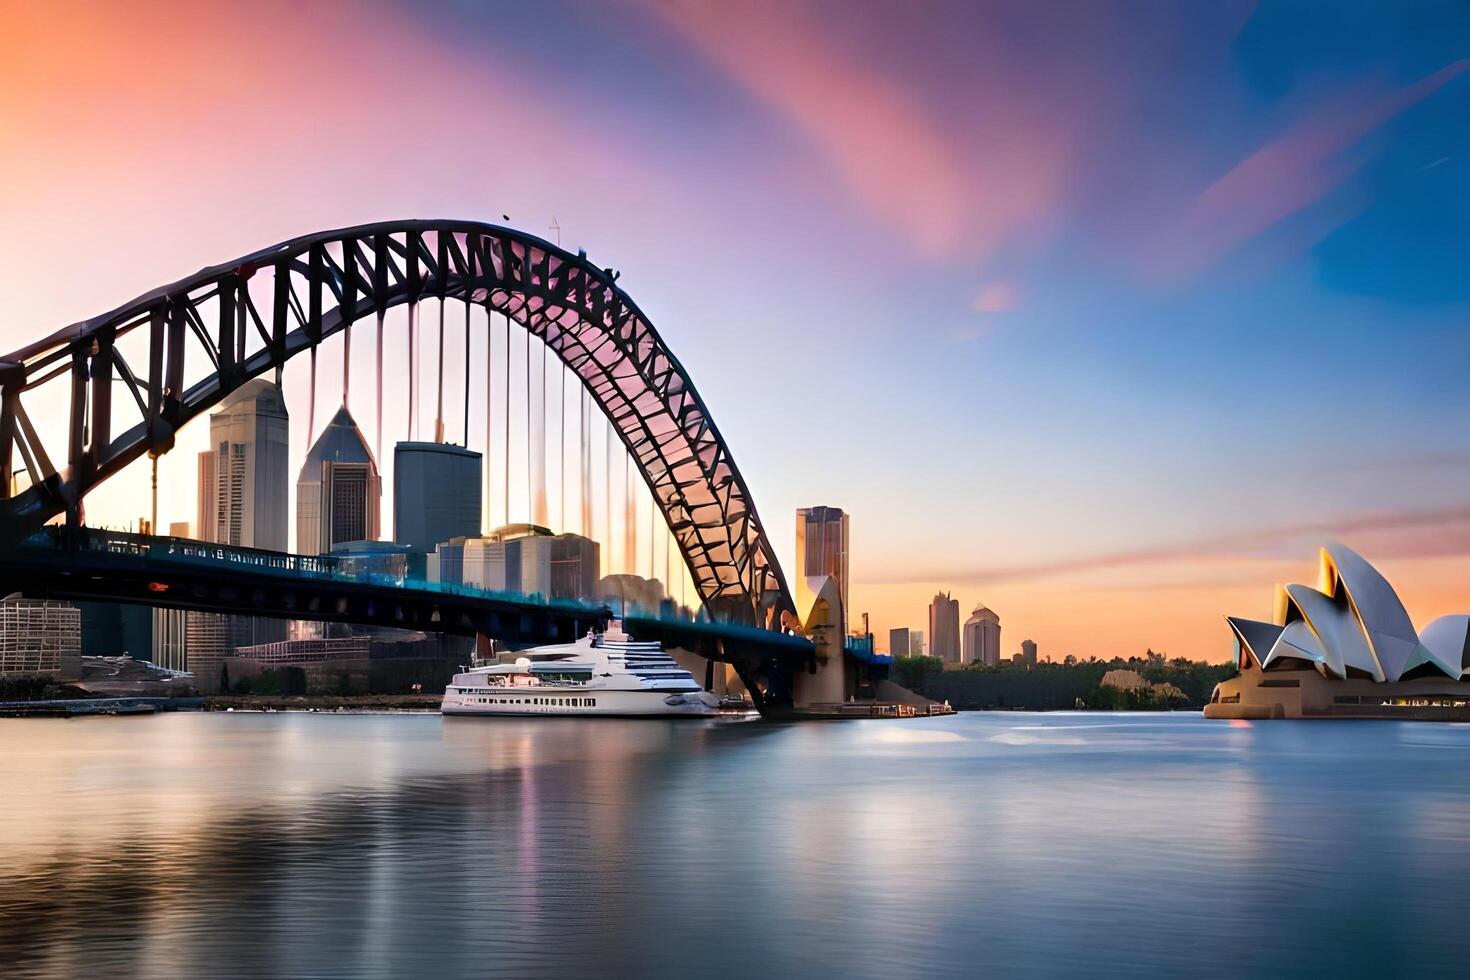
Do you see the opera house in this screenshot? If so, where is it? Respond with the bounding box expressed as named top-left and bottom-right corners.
top-left (1205, 544), bottom-right (1470, 720)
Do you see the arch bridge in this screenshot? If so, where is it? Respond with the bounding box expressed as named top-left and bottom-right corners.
top-left (0, 220), bottom-right (790, 627)
top-left (0, 220), bottom-right (857, 709)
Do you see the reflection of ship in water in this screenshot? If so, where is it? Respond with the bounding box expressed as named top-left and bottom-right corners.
top-left (441, 622), bottom-right (720, 717)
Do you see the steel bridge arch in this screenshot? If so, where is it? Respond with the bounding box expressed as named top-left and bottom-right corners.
top-left (0, 220), bottom-right (792, 626)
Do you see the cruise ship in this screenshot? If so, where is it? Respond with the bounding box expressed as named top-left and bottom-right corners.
top-left (441, 622), bottom-right (720, 717)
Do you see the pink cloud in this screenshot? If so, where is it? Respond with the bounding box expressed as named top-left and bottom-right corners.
top-left (862, 503), bottom-right (1470, 587)
top-left (973, 280), bottom-right (1021, 313)
top-left (653, 1), bottom-right (1078, 261)
top-left (1141, 60), bottom-right (1469, 281)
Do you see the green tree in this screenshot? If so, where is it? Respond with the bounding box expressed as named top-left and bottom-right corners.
top-left (892, 655), bottom-right (944, 692)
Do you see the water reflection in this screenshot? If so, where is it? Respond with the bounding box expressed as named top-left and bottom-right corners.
top-left (4, 713), bottom-right (1470, 977)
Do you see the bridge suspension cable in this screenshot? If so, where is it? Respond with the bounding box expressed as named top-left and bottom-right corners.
top-left (375, 311), bottom-right (384, 462)
top-left (0, 220), bottom-right (793, 630)
top-left (342, 321), bottom-right (352, 409)
top-left (434, 298), bottom-right (446, 443)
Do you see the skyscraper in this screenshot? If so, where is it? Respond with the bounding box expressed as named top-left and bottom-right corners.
top-left (963, 605), bottom-right (1002, 667)
top-left (795, 506), bottom-right (850, 615)
top-left (393, 441), bottom-right (482, 555)
top-left (297, 406), bottom-right (381, 555)
top-left (192, 378), bottom-right (292, 660)
top-left (889, 626), bottom-right (911, 658)
top-left (550, 533), bottom-right (601, 601)
top-left (1021, 638), bottom-right (1038, 666)
top-left (197, 378), bottom-right (290, 551)
top-left (929, 591), bottom-right (960, 665)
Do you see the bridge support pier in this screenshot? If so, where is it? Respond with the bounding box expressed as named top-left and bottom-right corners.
top-left (791, 575), bottom-right (850, 707)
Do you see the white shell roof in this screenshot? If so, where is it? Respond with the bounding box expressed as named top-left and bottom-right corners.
top-left (1231, 543), bottom-right (1467, 683)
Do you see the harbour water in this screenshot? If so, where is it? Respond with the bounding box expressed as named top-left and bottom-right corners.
top-left (4, 711), bottom-right (1469, 978)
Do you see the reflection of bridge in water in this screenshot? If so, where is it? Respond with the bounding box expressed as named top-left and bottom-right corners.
top-left (0, 220), bottom-right (888, 715)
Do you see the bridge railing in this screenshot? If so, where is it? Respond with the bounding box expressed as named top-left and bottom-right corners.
top-left (14, 528), bottom-right (818, 654)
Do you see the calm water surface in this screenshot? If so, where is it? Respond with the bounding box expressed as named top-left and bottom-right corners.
top-left (3, 711), bottom-right (1469, 978)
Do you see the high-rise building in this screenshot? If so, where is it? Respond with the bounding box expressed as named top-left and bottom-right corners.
top-left (889, 626), bottom-right (911, 658)
top-left (186, 612), bottom-right (233, 693)
top-left (297, 406), bottom-right (381, 555)
top-left (393, 441), bottom-right (482, 556)
top-left (909, 630), bottom-right (925, 656)
top-left (0, 599), bottom-right (80, 678)
top-left (963, 605), bottom-right (1002, 667)
top-left (929, 591), bottom-right (961, 664)
top-left (197, 378), bottom-right (290, 551)
top-left (795, 506), bottom-right (850, 615)
top-left (1021, 638), bottom-right (1038, 666)
top-left (152, 609), bottom-right (188, 671)
top-left (196, 448), bottom-right (217, 548)
top-left (193, 378), bottom-right (292, 653)
top-left (550, 533), bottom-right (601, 601)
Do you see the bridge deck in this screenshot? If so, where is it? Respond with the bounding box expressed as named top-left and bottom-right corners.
top-left (1, 528), bottom-right (815, 668)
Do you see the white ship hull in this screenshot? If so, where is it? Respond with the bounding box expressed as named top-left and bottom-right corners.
top-left (441, 623), bottom-right (719, 718)
top-left (442, 686), bottom-right (717, 717)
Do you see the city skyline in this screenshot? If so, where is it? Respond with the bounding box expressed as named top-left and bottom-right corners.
top-left (4, 1), bottom-right (1469, 661)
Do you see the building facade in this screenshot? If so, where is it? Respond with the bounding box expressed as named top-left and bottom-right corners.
top-left (393, 441), bottom-right (482, 556)
top-left (598, 573), bottom-right (666, 615)
top-left (929, 591), bottom-right (961, 664)
top-left (297, 406), bottom-right (381, 555)
top-left (0, 599), bottom-right (81, 678)
top-left (1021, 638), bottom-right (1038, 666)
top-left (190, 378), bottom-right (292, 656)
top-left (550, 533), bottom-right (601, 601)
top-left (186, 612), bottom-right (234, 693)
top-left (889, 626), bottom-right (911, 658)
top-left (152, 609), bottom-right (188, 672)
top-left (795, 506), bottom-right (850, 615)
top-left (963, 605), bottom-right (1002, 667)
top-left (427, 525), bottom-right (599, 601)
top-left (196, 378), bottom-right (290, 551)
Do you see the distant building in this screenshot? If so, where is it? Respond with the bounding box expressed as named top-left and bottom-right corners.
top-left (910, 630), bottom-right (925, 656)
top-left (428, 524), bottom-right (599, 601)
top-left (428, 536), bottom-right (468, 587)
top-left (795, 506), bottom-right (850, 615)
top-left (1022, 638), bottom-right (1038, 666)
top-left (168, 521), bottom-right (191, 538)
top-left (297, 406), bottom-right (381, 555)
top-left (889, 626), bottom-right (911, 658)
top-left (192, 378), bottom-right (292, 654)
top-left (929, 591), bottom-right (960, 664)
top-left (236, 635), bottom-right (373, 665)
top-left (393, 441), bottom-right (482, 558)
top-left (0, 599), bottom-right (80, 678)
top-left (77, 602), bottom-right (152, 660)
top-left (598, 573), bottom-right (666, 615)
top-left (550, 533), bottom-right (600, 601)
top-left (152, 609), bottom-right (188, 672)
top-left (963, 605), bottom-right (1002, 667)
top-left (331, 540), bottom-right (413, 584)
top-left (186, 612), bottom-right (233, 693)
top-left (197, 378), bottom-right (290, 551)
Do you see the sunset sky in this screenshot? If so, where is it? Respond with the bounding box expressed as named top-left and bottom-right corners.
top-left (3, 1), bottom-right (1468, 661)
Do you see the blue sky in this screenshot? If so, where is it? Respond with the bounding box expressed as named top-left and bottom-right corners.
top-left (2, 0), bottom-right (1467, 657)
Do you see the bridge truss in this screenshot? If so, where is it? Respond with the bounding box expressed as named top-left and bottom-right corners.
top-left (0, 220), bottom-right (792, 627)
